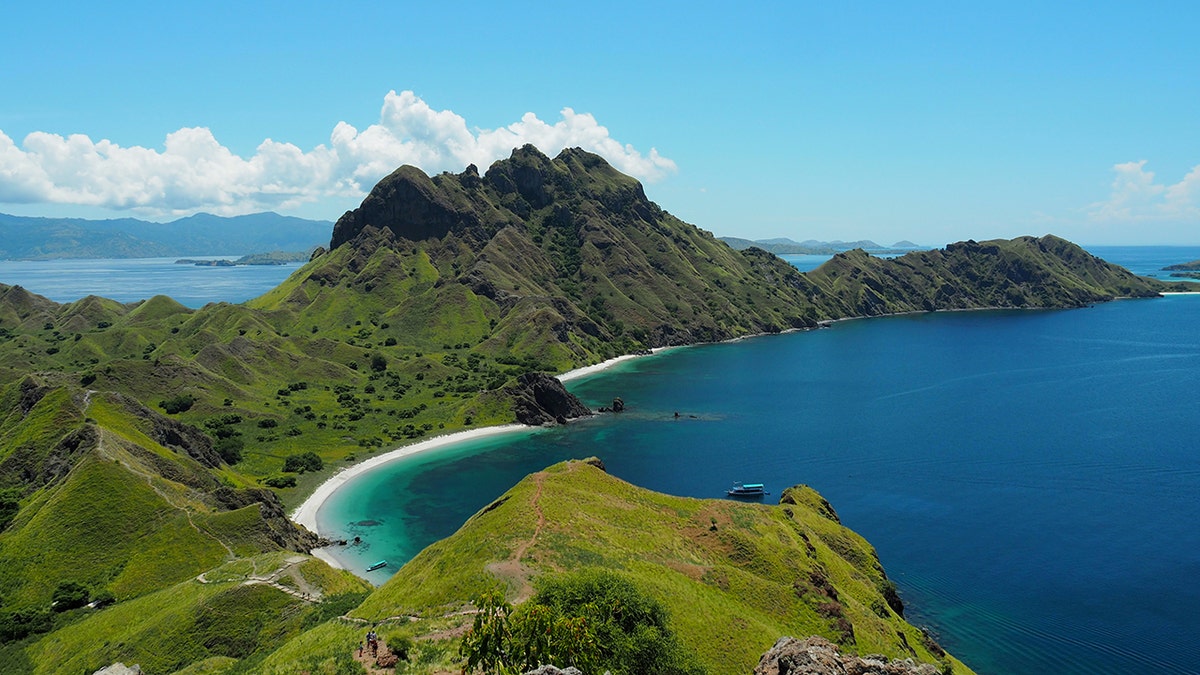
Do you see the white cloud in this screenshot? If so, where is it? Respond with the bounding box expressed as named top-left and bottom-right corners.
top-left (1089, 160), bottom-right (1200, 222)
top-left (0, 91), bottom-right (676, 218)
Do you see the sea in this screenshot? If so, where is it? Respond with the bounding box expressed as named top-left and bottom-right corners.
top-left (0, 256), bottom-right (305, 308)
top-left (3, 246), bottom-right (1199, 674)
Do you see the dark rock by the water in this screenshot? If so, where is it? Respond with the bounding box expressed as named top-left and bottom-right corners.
top-left (754, 636), bottom-right (940, 675)
top-left (506, 373), bottom-right (591, 426)
top-left (611, 397), bottom-right (624, 412)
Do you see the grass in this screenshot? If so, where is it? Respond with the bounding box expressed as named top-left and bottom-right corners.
top-left (0, 151), bottom-right (1174, 673)
top-left (347, 460), bottom-right (975, 675)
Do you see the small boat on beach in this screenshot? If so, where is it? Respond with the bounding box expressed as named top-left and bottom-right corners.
top-left (726, 482), bottom-right (767, 498)
top-left (366, 560), bottom-right (387, 572)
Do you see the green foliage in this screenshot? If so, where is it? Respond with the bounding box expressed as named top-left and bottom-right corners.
top-left (282, 451), bottom-right (323, 474)
top-left (0, 606), bottom-right (51, 643)
top-left (51, 581), bottom-right (89, 612)
top-left (0, 489), bottom-right (19, 531)
top-left (158, 393), bottom-right (194, 414)
top-left (460, 572), bottom-right (702, 675)
top-left (215, 435), bottom-right (244, 464)
top-left (264, 476), bottom-right (297, 489)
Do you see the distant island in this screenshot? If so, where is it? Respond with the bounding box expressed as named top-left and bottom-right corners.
top-left (0, 211), bottom-right (331, 260)
top-left (1160, 259), bottom-right (1200, 279)
top-left (0, 146), bottom-right (1185, 674)
top-left (718, 236), bottom-right (924, 255)
top-left (1163, 259), bottom-right (1200, 270)
top-left (175, 250), bottom-right (315, 266)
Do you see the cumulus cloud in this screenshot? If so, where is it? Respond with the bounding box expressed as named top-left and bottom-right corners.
top-left (1089, 160), bottom-right (1200, 222)
top-left (0, 90), bottom-right (677, 217)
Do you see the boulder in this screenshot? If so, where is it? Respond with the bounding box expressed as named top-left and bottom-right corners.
top-left (507, 373), bottom-right (591, 426)
top-left (754, 636), bottom-right (940, 675)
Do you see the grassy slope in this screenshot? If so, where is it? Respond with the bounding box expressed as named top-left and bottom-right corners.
top-left (25, 552), bottom-right (369, 675)
top-left (328, 460), bottom-right (974, 675)
top-left (0, 150), bottom-right (1184, 674)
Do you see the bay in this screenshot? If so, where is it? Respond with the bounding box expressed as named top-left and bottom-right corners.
top-left (4, 246), bottom-right (1198, 673)
top-left (319, 246), bottom-right (1200, 675)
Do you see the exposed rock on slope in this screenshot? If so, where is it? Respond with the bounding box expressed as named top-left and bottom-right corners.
top-left (755, 636), bottom-right (939, 675)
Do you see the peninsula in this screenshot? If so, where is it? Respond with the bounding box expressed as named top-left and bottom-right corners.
top-left (0, 146), bottom-right (1184, 673)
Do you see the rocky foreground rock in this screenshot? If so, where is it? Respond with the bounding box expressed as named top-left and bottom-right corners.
top-left (754, 636), bottom-right (941, 675)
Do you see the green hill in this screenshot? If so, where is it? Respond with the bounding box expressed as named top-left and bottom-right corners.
top-left (0, 146), bottom-right (1187, 674)
top-left (259, 459), bottom-right (974, 675)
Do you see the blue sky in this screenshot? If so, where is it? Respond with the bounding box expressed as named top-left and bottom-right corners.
top-left (2, 1), bottom-right (1198, 245)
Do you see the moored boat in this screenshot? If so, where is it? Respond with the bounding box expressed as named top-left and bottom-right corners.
top-left (366, 560), bottom-right (387, 571)
top-left (726, 482), bottom-right (767, 497)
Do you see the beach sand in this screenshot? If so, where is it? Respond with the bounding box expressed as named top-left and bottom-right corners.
top-left (290, 350), bottom-right (671, 571)
top-left (289, 423), bottom-right (526, 533)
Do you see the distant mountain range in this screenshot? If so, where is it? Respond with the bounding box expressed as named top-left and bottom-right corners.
top-left (718, 236), bottom-right (924, 255)
top-left (0, 212), bottom-right (332, 260)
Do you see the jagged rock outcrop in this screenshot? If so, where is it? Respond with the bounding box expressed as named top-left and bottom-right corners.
top-left (92, 664), bottom-right (142, 675)
top-left (506, 373), bottom-right (592, 425)
top-left (113, 394), bottom-right (223, 468)
top-left (212, 487), bottom-right (321, 552)
top-left (754, 637), bottom-right (940, 675)
top-left (522, 667), bottom-right (583, 675)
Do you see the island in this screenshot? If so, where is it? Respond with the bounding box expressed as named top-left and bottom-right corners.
top-left (0, 145), bottom-right (1185, 673)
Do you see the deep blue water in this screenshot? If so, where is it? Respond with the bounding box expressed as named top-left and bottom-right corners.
top-left (0, 256), bottom-right (302, 308)
top-left (4, 247), bottom-right (1198, 673)
top-left (320, 245), bottom-right (1200, 675)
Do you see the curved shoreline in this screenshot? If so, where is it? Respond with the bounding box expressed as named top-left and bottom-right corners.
top-left (289, 350), bottom-right (674, 570)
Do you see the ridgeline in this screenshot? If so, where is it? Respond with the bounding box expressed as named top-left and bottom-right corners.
top-left (0, 145), bottom-right (1184, 674)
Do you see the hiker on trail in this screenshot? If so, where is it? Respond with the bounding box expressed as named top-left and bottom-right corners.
top-left (357, 641), bottom-right (363, 657)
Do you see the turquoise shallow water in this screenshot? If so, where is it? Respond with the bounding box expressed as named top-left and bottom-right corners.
top-left (5, 246), bottom-right (1198, 673)
top-left (319, 245), bottom-right (1200, 675)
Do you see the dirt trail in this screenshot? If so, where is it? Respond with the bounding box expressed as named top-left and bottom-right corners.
top-left (88, 413), bottom-right (237, 561)
top-left (484, 472), bottom-right (546, 603)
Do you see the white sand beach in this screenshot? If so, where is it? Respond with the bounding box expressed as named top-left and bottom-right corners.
top-left (289, 424), bottom-right (526, 534)
top-left (290, 348), bottom-right (675, 571)
top-left (558, 347), bottom-right (673, 382)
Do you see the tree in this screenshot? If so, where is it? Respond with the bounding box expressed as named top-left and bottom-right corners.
top-left (158, 394), bottom-right (194, 414)
top-left (283, 452), bottom-right (323, 473)
top-left (52, 581), bottom-right (90, 611)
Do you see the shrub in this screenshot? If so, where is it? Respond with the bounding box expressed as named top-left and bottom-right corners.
top-left (215, 436), bottom-right (244, 464)
top-left (0, 608), bottom-right (52, 642)
top-left (461, 571), bottom-right (702, 675)
top-left (257, 418), bottom-right (278, 429)
top-left (158, 394), bottom-right (194, 414)
top-left (264, 476), bottom-right (297, 489)
top-left (283, 452), bottom-right (323, 474)
top-left (0, 488), bottom-right (20, 531)
top-left (91, 589), bottom-right (116, 608)
top-left (52, 581), bottom-right (90, 612)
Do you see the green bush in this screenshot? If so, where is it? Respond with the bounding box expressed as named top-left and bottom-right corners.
top-left (282, 452), bottom-right (323, 474)
top-left (0, 488), bottom-right (19, 531)
top-left (264, 476), bottom-right (298, 489)
top-left (215, 436), bottom-right (244, 464)
top-left (460, 571), bottom-right (703, 675)
top-left (51, 581), bottom-right (90, 612)
top-left (0, 607), bottom-right (52, 643)
top-left (158, 394), bottom-right (194, 414)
